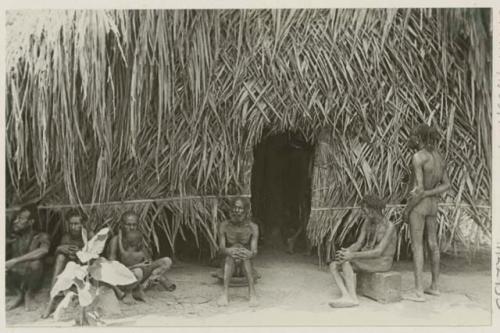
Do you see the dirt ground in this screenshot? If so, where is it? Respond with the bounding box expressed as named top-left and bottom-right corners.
top-left (6, 248), bottom-right (491, 327)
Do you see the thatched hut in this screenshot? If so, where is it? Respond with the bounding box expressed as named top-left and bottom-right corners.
top-left (5, 9), bottom-right (491, 261)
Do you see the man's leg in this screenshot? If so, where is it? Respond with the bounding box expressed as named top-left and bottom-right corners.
top-left (142, 258), bottom-right (176, 292)
top-left (424, 215), bottom-right (440, 296)
top-left (242, 259), bottom-right (258, 307)
top-left (329, 261), bottom-right (359, 308)
top-left (6, 271), bottom-right (24, 311)
top-left (405, 210), bottom-right (426, 302)
top-left (23, 260), bottom-right (44, 311)
top-left (122, 268), bottom-right (144, 305)
top-left (42, 254), bottom-right (68, 318)
top-left (217, 256), bottom-right (235, 306)
top-left (328, 261), bottom-right (350, 299)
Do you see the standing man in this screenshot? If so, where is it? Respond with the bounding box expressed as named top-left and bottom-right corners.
top-left (404, 124), bottom-right (450, 302)
top-left (217, 197), bottom-right (259, 307)
top-left (108, 211), bottom-right (175, 304)
top-left (42, 209), bottom-right (90, 318)
top-left (6, 204), bottom-right (50, 311)
top-left (329, 195), bottom-right (397, 308)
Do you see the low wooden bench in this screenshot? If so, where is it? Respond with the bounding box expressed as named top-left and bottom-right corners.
top-left (211, 268), bottom-right (261, 287)
top-left (356, 271), bottom-right (402, 303)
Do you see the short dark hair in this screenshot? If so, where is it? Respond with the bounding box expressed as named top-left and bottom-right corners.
top-left (120, 210), bottom-right (138, 223)
top-left (19, 203), bottom-right (37, 219)
top-left (17, 203), bottom-right (39, 230)
top-left (360, 194), bottom-right (386, 211)
top-left (65, 208), bottom-right (85, 222)
top-left (412, 124), bottom-right (440, 149)
top-left (231, 197), bottom-right (250, 211)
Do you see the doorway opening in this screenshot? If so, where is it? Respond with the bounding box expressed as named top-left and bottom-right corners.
top-left (251, 131), bottom-right (315, 253)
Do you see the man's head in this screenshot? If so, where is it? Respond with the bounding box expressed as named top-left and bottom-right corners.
top-left (65, 209), bottom-right (85, 236)
top-left (360, 194), bottom-right (386, 220)
top-left (121, 211), bottom-right (139, 233)
top-left (408, 124), bottom-right (439, 151)
top-left (230, 197), bottom-right (249, 223)
top-left (12, 204), bottom-right (37, 233)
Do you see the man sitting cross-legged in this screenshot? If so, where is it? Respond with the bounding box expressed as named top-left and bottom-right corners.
top-left (42, 209), bottom-right (92, 318)
top-left (328, 195), bottom-right (397, 308)
top-left (216, 197), bottom-right (259, 307)
top-left (108, 211), bottom-right (176, 304)
top-left (6, 204), bottom-right (50, 311)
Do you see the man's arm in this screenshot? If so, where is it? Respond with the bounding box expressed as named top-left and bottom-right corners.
top-left (346, 222), bottom-right (367, 252)
top-left (350, 224), bottom-right (396, 259)
top-left (7, 233), bottom-right (50, 266)
top-left (405, 154), bottom-right (426, 216)
top-left (423, 169), bottom-right (450, 197)
top-left (250, 223), bottom-right (259, 258)
top-left (55, 234), bottom-right (73, 253)
top-left (108, 235), bottom-right (119, 261)
top-left (218, 222), bottom-right (230, 256)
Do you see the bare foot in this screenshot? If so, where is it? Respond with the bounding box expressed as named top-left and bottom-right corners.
top-left (216, 294), bottom-right (229, 307)
top-left (249, 295), bottom-right (259, 307)
top-left (6, 293), bottom-right (24, 311)
top-left (24, 291), bottom-right (37, 312)
top-left (132, 288), bottom-right (146, 302)
top-left (403, 292), bottom-right (426, 302)
top-left (41, 302), bottom-right (55, 319)
top-left (328, 297), bottom-right (359, 308)
top-left (424, 288), bottom-right (440, 296)
top-left (159, 277), bottom-right (176, 292)
top-left (121, 292), bottom-right (137, 305)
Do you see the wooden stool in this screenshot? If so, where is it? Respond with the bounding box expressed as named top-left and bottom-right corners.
top-left (356, 271), bottom-right (402, 303)
top-left (211, 267), bottom-right (261, 287)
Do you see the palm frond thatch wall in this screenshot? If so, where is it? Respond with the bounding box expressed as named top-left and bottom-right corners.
top-left (5, 9), bottom-right (491, 258)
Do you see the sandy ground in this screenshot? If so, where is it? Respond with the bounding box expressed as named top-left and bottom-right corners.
top-left (6, 249), bottom-right (491, 327)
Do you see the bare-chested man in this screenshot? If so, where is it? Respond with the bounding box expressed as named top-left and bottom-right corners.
top-left (404, 124), bottom-right (450, 302)
top-left (217, 197), bottom-right (259, 307)
top-left (42, 209), bottom-right (91, 318)
top-left (329, 195), bottom-right (397, 308)
top-left (108, 211), bottom-right (175, 304)
top-left (6, 204), bottom-right (50, 311)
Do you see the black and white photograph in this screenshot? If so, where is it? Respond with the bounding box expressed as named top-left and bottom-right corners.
top-left (1, 0), bottom-right (497, 329)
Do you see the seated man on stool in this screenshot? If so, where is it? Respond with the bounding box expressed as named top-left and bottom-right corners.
top-left (216, 197), bottom-right (259, 307)
top-left (329, 194), bottom-right (397, 308)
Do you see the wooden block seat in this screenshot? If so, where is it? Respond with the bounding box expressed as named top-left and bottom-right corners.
top-left (356, 271), bottom-right (402, 303)
top-left (211, 267), bottom-right (261, 287)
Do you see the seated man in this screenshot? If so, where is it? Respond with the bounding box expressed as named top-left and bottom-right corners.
top-left (108, 211), bottom-right (176, 304)
top-left (42, 209), bottom-right (91, 318)
top-left (329, 195), bottom-right (397, 308)
top-left (216, 197), bottom-right (259, 307)
top-left (6, 204), bottom-right (50, 311)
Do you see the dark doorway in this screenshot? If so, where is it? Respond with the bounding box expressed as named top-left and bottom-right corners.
top-left (251, 131), bottom-right (315, 252)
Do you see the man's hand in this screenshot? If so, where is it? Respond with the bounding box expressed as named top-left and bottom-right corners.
top-left (5, 258), bottom-right (18, 271)
top-left (404, 187), bottom-right (427, 223)
top-left (58, 244), bottom-right (79, 256)
top-left (335, 249), bottom-right (354, 262)
top-left (228, 247), bottom-right (252, 260)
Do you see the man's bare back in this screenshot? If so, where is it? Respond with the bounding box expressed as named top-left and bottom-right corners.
top-left (410, 149), bottom-right (447, 216)
top-left (405, 124), bottom-right (450, 302)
